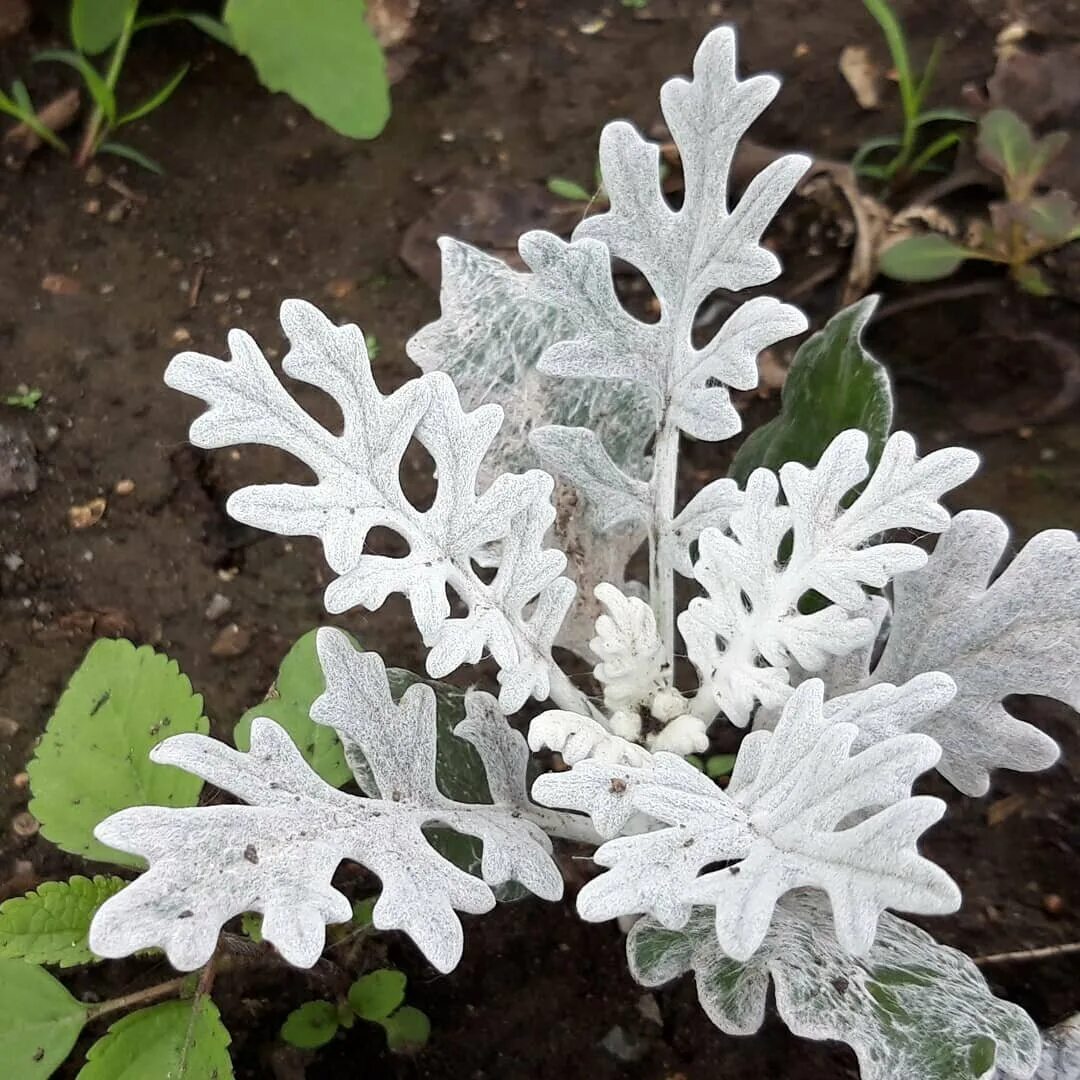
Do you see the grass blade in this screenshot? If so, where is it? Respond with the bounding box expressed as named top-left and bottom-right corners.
top-left (907, 131), bottom-right (962, 175)
top-left (116, 64), bottom-right (189, 127)
top-left (34, 49), bottom-right (116, 124)
top-left (862, 0), bottom-right (915, 124)
top-left (0, 84), bottom-right (69, 152)
top-left (98, 139), bottom-right (163, 173)
top-left (134, 12), bottom-right (235, 48)
top-left (851, 134), bottom-right (903, 176)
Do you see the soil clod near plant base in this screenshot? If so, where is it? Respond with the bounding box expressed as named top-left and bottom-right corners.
top-left (2, 2), bottom-right (1078, 1077)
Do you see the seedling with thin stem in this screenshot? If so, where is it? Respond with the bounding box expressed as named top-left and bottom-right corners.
top-left (851, 0), bottom-right (971, 188)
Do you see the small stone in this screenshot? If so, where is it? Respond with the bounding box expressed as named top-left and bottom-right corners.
top-left (12, 771), bottom-right (28, 790)
top-left (41, 273), bottom-right (81, 295)
top-left (84, 163), bottom-right (105, 187)
top-left (114, 478), bottom-right (135, 496)
top-left (0, 423), bottom-right (38, 499)
top-left (599, 1025), bottom-right (646, 1063)
top-left (104, 201), bottom-right (127, 224)
top-left (637, 993), bottom-right (663, 1026)
top-left (68, 497), bottom-right (107, 529)
top-left (211, 622), bottom-right (252, 658)
top-left (793, 42), bottom-right (811, 58)
top-left (204, 592), bottom-right (232, 621)
top-left (83, 197), bottom-right (101, 215)
top-left (98, 283), bottom-right (115, 295)
top-left (325, 278), bottom-right (356, 299)
top-left (1017, 426), bottom-right (1034, 439)
top-left (2, 552), bottom-right (23, 571)
top-left (12, 811), bottom-right (39, 838)
top-left (0, 715), bottom-right (18, 738)
top-left (1044, 893), bottom-right (1066, 917)
top-left (235, 286), bottom-right (251, 300)
top-left (171, 327), bottom-right (193, 345)
top-left (212, 290), bottom-right (231, 305)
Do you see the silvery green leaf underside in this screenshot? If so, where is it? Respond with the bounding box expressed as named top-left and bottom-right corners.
top-left (628, 891), bottom-right (1042, 1080)
top-left (89, 630), bottom-right (561, 975)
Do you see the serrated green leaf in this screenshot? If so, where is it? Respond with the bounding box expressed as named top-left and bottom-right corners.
top-left (730, 297), bottom-right (893, 485)
top-left (28, 639), bottom-right (208, 868)
top-left (71, 0), bottom-right (131, 55)
top-left (79, 997), bottom-right (233, 1080)
top-left (379, 1005), bottom-right (430, 1053)
top-left (877, 233), bottom-right (973, 282)
top-left (235, 629), bottom-right (352, 788)
top-left (280, 1001), bottom-right (338, 1049)
top-left (977, 108), bottom-right (1037, 183)
top-left (0, 875), bottom-right (126, 967)
top-left (0, 958), bottom-right (88, 1077)
top-left (546, 177), bottom-right (592, 201)
top-left (224, 0), bottom-right (390, 139)
top-left (348, 969), bottom-right (407, 1021)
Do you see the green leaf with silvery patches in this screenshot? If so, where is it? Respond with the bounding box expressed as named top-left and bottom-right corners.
top-left (28, 639), bottom-right (209, 868)
top-left (0, 875), bottom-right (126, 967)
top-left (626, 892), bottom-right (1040, 1080)
top-left (0, 959), bottom-right (88, 1077)
top-left (877, 234), bottom-right (974, 283)
top-left (79, 997), bottom-right (233, 1079)
top-left (730, 297), bottom-right (893, 485)
top-left (70, 0), bottom-right (130, 55)
top-left (348, 969), bottom-right (406, 1021)
top-left (380, 1005), bottom-right (430, 1053)
top-left (224, 0), bottom-right (390, 140)
top-left (280, 1001), bottom-right (339, 1049)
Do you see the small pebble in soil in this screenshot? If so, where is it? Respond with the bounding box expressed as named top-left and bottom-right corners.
top-left (1044, 893), bottom-right (1066, 916)
top-left (84, 163), bottom-right (104, 187)
top-left (40, 272), bottom-right (81, 295)
top-left (325, 278), bottom-right (356, 299)
top-left (599, 1024), bottom-right (647, 1063)
top-left (3, 551), bottom-right (23, 572)
top-left (171, 326), bottom-right (193, 345)
top-left (68, 497), bottom-right (107, 529)
top-left (204, 592), bottom-right (233, 621)
top-left (211, 622), bottom-right (252, 658)
top-left (105, 202), bottom-right (128, 224)
top-left (83, 198), bottom-right (101, 215)
top-left (236, 286), bottom-right (251, 300)
top-left (212, 291), bottom-right (231, 305)
top-left (12, 771), bottom-right (28, 790)
top-left (12, 811), bottom-right (39, 838)
top-left (0, 715), bottom-right (18, 738)
top-left (0, 423), bottom-right (39, 499)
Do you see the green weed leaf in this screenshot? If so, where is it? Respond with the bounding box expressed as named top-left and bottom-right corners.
top-left (96, 141), bottom-right (164, 174)
top-left (380, 1005), bottom-right (430, 1054)
top-left (348, 970), bottom-right (407, 1022)
top-left (1021, 191), bottom-right (1080, 243)
top-left (0, 959), bottom-right (88, 1077)
top-left (546, 177), bottom-right (592, 201)
top-left (280, 1001), bottom-right (339, 1049)
top-left (0, 875), bottom-right (126, 967)
top-left (240, 913), bottom-right (263, 942)
top-left (234, 629), bottom-right (352, 787)
top-left (878, 234), bottom-right (972, 282)
top-left (705, 754), bottom-right (737, 779)
top-left (34, 51), bottom-right (116, 124)
top-left (70, 0), bottom-right (131, 55)
top-left (116, 64), bottom-right (190, 128)
top-left (977, 108), bottom-right (1037, 183)
top-left (730, 297), bottom-right (893, 485)
top-left (80, 997), bottom-right (233, 1079)
top-left (28, 639), bottom-right (208, 868)
top-left (224, 0), bottom-right (390, 139)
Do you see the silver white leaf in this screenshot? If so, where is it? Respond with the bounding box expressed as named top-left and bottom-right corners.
top-left (681, 429), bottom-right (979, 726)
top-left (525, 27), bottom-right (810, 441)
top-left (870, 510), bottom-right (1071, 796)
top-left (590, 583), bottom-right (667, 712)
top-left (628, 891), bottom-right (1042, 1080)
top-left (533, 679), bottom-right (959, 960)
top-left (89, 630), bottom-right (562, 975)
top-left (527, 710), bottom-right (653, 772)
top-left (165, 299), bottom-right (579, 713)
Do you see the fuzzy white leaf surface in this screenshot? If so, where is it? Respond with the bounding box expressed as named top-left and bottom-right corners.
top-left (89, 630), bottom-right (562, 975)
top-left (533, 680), bottom-right (958, 960)
top-left (528, 711), bottom-right (653, 770)
top-left (868, 510), bottom-right (1071, 796)
top-left (590, 583), bottom-right (667, 712)
top-left (526, 27), bottom-right (810, 441)
top-left (165, 299), bottom-right (578, 713)
top-left (681, 429), bottom-right (979, 726)
top-left (628, 891), bottom-right (1042, 1080)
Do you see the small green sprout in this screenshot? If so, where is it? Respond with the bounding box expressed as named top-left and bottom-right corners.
top-left (3, 387), bottom-right (43, 410)
top-left (851, 0), bottom-right (971, 187)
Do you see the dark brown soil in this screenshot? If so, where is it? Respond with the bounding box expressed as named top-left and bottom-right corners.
top-left (1, 2), bottom-right (1078, 1077)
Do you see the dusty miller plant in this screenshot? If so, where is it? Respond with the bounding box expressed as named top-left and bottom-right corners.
top-left (85, 28), bottom-right (1078, 1079)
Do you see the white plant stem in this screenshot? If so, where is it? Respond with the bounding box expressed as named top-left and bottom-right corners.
top-left (649, 417), bottom-right (681, 674)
